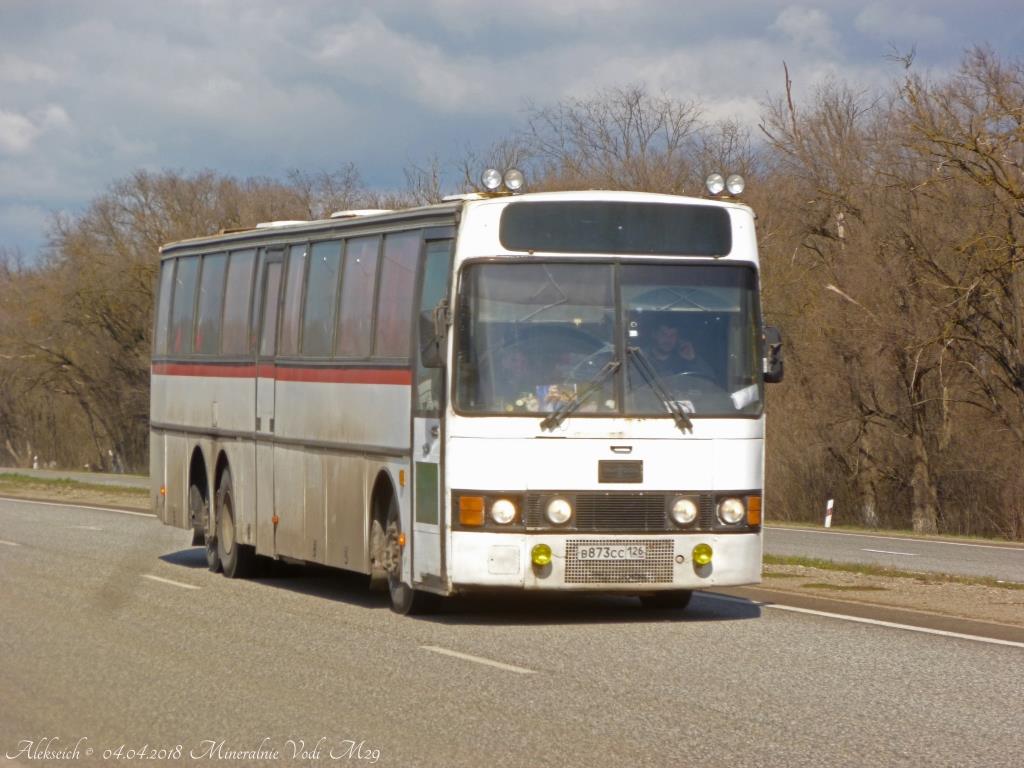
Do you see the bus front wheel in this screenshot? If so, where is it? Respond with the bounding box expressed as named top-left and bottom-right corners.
top-left (384, 497), bottom-right (439, 615)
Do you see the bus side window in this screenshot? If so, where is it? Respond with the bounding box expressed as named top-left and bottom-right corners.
top-left (169, 255), bottom-right (199, 356)
top-left (221, 249), bottom-right (256, 356)
top-left (373, 231), bottom-right (420, 359)
top-left (301, 240), bottom-right (342, 357)
top-left (336, 236), bottom-right (379, 357)
top-left (195, 252), bottom-right (227, 355)
top-left (415, 239), bottom-right (453, 412)
top-left (153, 259), bottom-right (175, 357)
top-left (279, 243), bottom-right (308, 356)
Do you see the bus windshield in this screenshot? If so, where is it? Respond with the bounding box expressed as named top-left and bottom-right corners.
top-left (455, 262), bottom-right (763, 418)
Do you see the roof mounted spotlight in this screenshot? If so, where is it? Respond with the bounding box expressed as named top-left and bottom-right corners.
top-left (504, 168), bottom-right (525, 193)
top-left (481, 168), bottom-right (503, 191)
top-left (705, 173), bottom-right (725, 196)
top-left (726, 173), bottom-right (745, 196)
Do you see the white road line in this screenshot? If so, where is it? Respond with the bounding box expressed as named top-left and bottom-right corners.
top-left (421, 646), bottom-right (536, 674)
top-left (698, 593), bottom-right (1024, 649)
top-left (766, 525), bottom-right (1019, 551)
top-left (766, 603), bottom-right (1024, 649)
top-left (862, 548), bottom-right (917, 556)
top-left (0, 539), bottom-right (19, 546)
top-left (0, 495), bottom-right (155, 518)
top-left (69, 525), bottom-right (104, 531)
top-left (142, 574), bottom-right (200, 591)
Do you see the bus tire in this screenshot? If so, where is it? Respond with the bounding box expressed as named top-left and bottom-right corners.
top-left (216, 468), bottom-right (256, 579)
top-left (190, 483), bottom-right (219, 572)
top-left (639, 590), bottom-right (693, 611)
top-left (385, 496), bottom-right (439, 615)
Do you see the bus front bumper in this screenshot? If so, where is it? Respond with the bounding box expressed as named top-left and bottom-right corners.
top-left (447, 531), bottom-right (761, 592)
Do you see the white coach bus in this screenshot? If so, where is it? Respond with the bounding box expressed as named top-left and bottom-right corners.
top-left (150, 172), bottom-right (783, 614)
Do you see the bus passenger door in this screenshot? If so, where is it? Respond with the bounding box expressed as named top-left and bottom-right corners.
top-left (255, 250), bottom-right (283, 556)
top-left (411, 236), bottom-right (453, 588)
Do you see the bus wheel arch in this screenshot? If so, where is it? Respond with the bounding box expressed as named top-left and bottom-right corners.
top-left (368, 471), bottom-right (396, 586)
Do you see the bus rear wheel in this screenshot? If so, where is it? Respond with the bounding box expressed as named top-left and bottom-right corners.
top-left (216, 468), bottom-right (256, 579)
top-left (190, 484), bottom-right (219, 572)
top-left (384, 497), bottom-right (439, 615)
top-left (639, 590), bottom-right (694, 611)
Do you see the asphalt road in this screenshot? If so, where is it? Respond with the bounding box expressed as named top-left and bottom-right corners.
top-left (765, 526), bottom-right (1024, 583)
top-left (2, 498), bottom-right (1022, 768)
top-left (5, 468), bottom-right (1022, 583)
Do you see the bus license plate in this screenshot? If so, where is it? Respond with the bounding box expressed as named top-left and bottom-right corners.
top-left (576, 544), bottom-right (647, 561)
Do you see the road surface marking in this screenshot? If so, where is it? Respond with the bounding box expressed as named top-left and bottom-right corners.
top-left (700, 594), bottom-right (1024, 649)
top-left (862, 548), bottom-right (916, 556)
top-left (421, 646), bottom-right (535, 674)
top-left (0, 496), bottom-right (155, 518)
top-left (0, 539), bottom-right (19, 546)
top-left (142, 574), bottom-right (200, 590)
top-left (766, 526), bottom-right (1019, 551)
top-left (69, 525), bottom-right (104, 531)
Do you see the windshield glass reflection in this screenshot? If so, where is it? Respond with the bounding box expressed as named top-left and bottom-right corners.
top-left (455, 262), bottom-right (762, 418)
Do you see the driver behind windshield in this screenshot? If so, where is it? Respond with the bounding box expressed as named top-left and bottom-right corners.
top-left (645, 321), bottom-right (715, 379)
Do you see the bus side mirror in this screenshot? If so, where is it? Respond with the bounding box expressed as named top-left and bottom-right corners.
top-left (420, 299), bottom-right (450, 369)
top-left (763, 325), bottom-right (784, 383)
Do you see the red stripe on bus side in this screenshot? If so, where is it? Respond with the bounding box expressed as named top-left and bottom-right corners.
top-left (152, 362), bottom-right (255, 378)
top-left (152, 362), bottom-right (411, 385)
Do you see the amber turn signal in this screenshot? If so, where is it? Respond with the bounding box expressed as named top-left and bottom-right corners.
top-left (747, 495), bottom-right (762, 526)
top-left (458, 496), bottom-right (485, 526)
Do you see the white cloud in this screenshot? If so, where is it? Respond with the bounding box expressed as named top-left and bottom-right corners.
top-left (0, 53), bottom-right (57, 83)
top-left (855, 4), bottom-right (946, 43)
top-left (0, 105), bottom-right (72, 155)
top-left (0, 111), bottom-right (39, 154)
top-left (772, 6), bottom-right (838, 51)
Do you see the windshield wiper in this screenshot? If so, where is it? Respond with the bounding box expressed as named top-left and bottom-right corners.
top-left (627, 346), bottom-right (694, 434)
top-left (540, 359), bottom-right (621, 432)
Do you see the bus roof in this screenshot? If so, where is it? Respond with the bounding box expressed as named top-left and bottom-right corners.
top-left (158, 190), bottom-right (752, 258)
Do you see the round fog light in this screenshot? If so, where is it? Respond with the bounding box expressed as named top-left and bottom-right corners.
top-left (531, 543), bottom-right (552, 567)
top-left (491, 498), bottom-right (516, 525)
top-left (692, 543), bottom-right (713, 567)
top-left (670, 497), bottom-right (698, 526)
top-left (504, 168), bottom-right (525, 191)
top-left (706, 173), bottom-right (725, 195)
top-left (481, 168), bottom-right (502, 190)
top-left (726, 173), bottom-right (745, 195)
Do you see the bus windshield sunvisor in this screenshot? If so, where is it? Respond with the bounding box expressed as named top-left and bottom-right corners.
top-left (499, 201), bottom-right (732, 256)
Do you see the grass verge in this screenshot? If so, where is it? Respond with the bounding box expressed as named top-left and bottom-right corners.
top-left (763, 553), bottom-right (1024, 591)
top-left (0, 473), bottom-right (148, 497)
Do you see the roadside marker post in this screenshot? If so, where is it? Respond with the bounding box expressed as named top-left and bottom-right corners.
top-left (824, 498), bottom-right (834, 528)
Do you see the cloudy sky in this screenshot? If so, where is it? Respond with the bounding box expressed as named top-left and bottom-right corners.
top-left (1, 0), bottom-right (1020, 257)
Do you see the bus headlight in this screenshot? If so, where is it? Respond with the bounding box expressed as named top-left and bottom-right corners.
top-left (717, 497), bottom-right (745, 525)
top-left (490, 498), bottom-right (517, 525)
top-left (545, 498), bottom-right (573, 525)
top-left (669, 497), bottom-right (698, 526)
